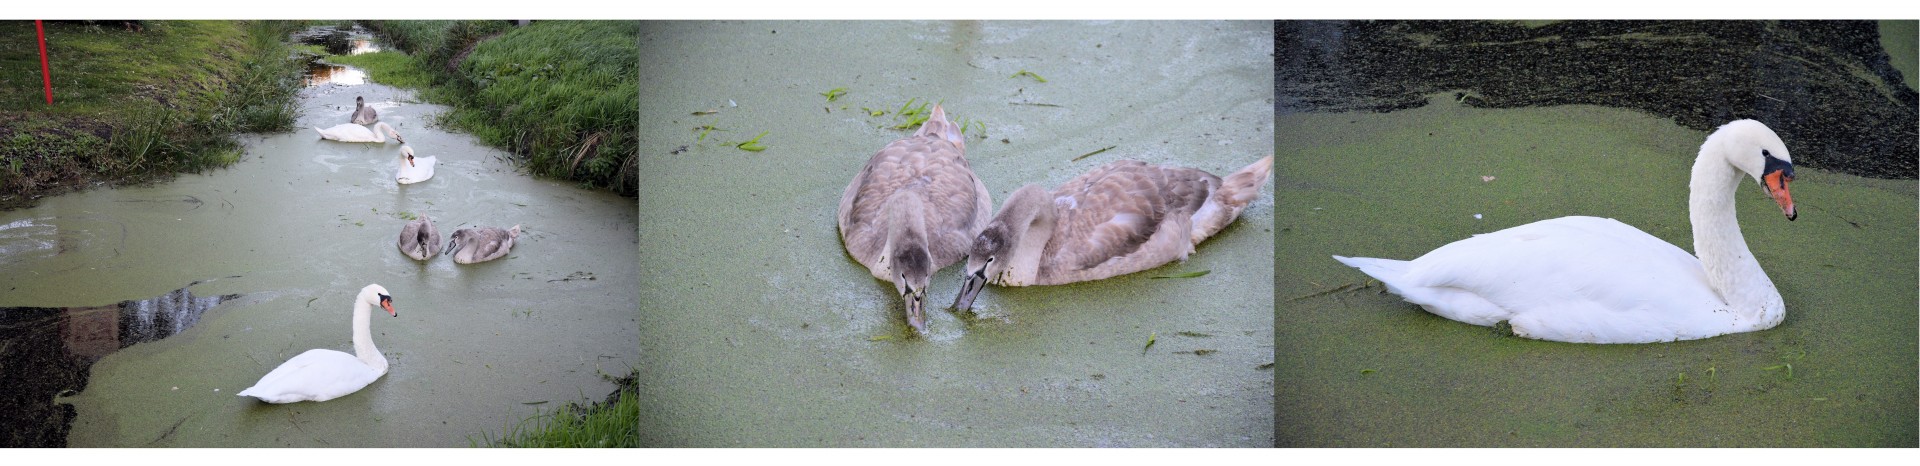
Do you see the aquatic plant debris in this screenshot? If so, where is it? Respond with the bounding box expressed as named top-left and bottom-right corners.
top-left (1151, 270), bottom-right (1210, 279)
top-left (735, 132), bottom-right (769, 152)
top-left (821, 87), bottom-right (848, 102)
top-left (1011, 70), bottom-right (1047, 83)
top-left (869, 335), bottom-right (892, 341)
top-left (1071, 145), bottom-right (1117, 162)
top-left (694, 124), bottom-right (723, 143)
top-left (1764, 363), bottom-right (1795, 380)
top-left (1144, 332), bottom-right (1157, 353)
top-left (692, 109), bottom-right (718, 116)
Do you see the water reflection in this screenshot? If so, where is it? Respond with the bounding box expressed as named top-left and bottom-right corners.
top-left (0, 282), bottom-right (240, 447)
top-left (304, 63), bottom-right (367, 87)
top-left (348, 38), bottom-right (381, 55)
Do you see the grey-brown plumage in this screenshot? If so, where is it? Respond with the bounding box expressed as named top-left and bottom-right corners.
top-left (953, 155), bottom-right (1273, 310)
top-left (445, 225), bottom-right (520, 264)
top-left (837, 105), bottom-right (992, 334)
top-left (397, 215), bottom-right (441, 261)
top-left (351, 96), bottom-right (379, 125)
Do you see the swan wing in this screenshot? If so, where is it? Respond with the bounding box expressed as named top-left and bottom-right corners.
top-left (1348, 216), bottom-right (1733, 343)
top-left (1037, 161), bottom-right (1217, 284)
top-left (237, 349), bottom-right (383, 403)
top-left (837, 135), bottom-right (987, 269)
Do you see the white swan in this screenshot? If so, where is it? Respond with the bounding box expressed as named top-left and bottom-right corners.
top-left (315, 121), bottom-right (404, 144)
top-left (350, 95), bottom-right (379, 125)
top-left (395, 145), bottom-right (436, 185)
top-left (237, 284), bottom-right (397, 403)
top-left (1332, 119), bottom-right (1798, 344)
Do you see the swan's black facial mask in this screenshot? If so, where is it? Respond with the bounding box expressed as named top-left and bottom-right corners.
top-left (1760, 151), bottom-right (1796, 221)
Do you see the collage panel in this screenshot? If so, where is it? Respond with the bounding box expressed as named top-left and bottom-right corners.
top-left (635, 20), bottom-right (1275, 447)
top-left (2, 20), bottom-right (639, 447)
top-left (1276, 20), bottom-right (1918, 447)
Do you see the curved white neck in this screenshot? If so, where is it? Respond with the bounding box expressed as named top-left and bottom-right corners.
top-left (1689, 146), bottom-right (1785, 327)
top-left (351, 297), bottom-right (388, 373)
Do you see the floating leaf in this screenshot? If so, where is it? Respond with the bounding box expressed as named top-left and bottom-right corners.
top-left (1144, 332), bottom-right (1157, 353)
top-left (869, 335), bottom-right (893, 341)
top-left (1360, 369), bottom-right (1376, 374)
top-left (1151, 270), bottom-right (1210, 279)
top-left (862, 107), bottom-right (885, 117)
top-left (1011, 70), bottom-right (1048, 83)
top-left (1175, 331), bottom-right (1214, 338)
top-left (821, 87), bottom-right (848, 102)
top-left (1071, 145), bottom-right (1116, 162)
top-left (692, 109), bottom-right (719, 116)
top-left (521, 400), bottom-right (548, 405)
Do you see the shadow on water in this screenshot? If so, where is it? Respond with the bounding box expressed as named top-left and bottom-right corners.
top-left (0, 280), bottom-right (241, 447)
top-left (1277, 20), bottom-right (1919, 179)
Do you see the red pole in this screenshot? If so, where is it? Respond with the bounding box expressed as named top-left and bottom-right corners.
top-left (37, 20), bottom-right (53, 105)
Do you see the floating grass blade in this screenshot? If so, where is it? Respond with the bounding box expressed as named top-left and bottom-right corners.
top-left (1012, 70), bottom-right (1048, 83)
top-left (1151, 270), bottom-right (1210, 279)
top-left (1144, 332), bottom-right (1157, 353)
top-left (1071, 145), bottom-right (1117, 162)
top-left (735, 131), bottom-right (769, 152)
top-left (821, 87), bottom-right (848, 102)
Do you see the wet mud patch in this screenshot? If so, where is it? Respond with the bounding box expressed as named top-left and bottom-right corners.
top-left (1277, 20), bottom-right (1918, 179)
top-left (0, 279), bottom-right (240, 447)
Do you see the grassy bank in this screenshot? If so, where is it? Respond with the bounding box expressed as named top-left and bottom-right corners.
top-left (473, 369), bottom-right (638, 448)
top-left (342, 21), bottom-right (637, 196)
top-left (0, 21), bottom-right (306, 209)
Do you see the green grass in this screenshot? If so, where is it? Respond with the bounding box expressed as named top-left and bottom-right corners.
top-left (473, 369), bottom-right (638, 448)
top-left (1, 20), bottom-right (305, 206)
top-left (323, 51), bottom-right (434, 89)
top-left (359, 20), bottom-right (636, 196)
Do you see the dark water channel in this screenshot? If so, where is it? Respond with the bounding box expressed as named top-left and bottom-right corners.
top-left (1, 281), bottom-right (238, 447)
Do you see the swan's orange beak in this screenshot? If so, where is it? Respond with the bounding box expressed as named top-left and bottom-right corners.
top-left (1763, 168), bottom-right (1795, 221)
top-left (380, 296), bottom-right (397, 317)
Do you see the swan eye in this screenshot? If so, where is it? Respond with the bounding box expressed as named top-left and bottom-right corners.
top-left (986, 255), bottom-right (996, 264)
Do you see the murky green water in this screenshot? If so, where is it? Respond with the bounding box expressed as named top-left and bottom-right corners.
top-left (636, 21), bottom-right (1273, 447)
top-left (1276, 98), bottom-right (1917, 447)
top-left (0, 81), bottom-right (637, 447)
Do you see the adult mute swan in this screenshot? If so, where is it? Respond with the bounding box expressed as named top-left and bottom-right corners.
top-left (446, 225), bottom-right (520, 264)
top-left (951, 155), bottom-right (1274, 311)
top-left (1332, 119), bottom-right (1798, 344)
top-left (316, 121), bottom-right (404, 144)
top-left (395, 145), bottom-right (436, 185)
top-left (350, 95), bottom-right (379, 125)
top-left (837, 105), bottom-right (992, 334)
top-left (398, 215), bottom-right (440, 261)
top-left (237, 284), bottom-right (398, 403)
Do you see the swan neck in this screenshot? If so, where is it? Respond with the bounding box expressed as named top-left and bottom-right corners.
top-left (999, 187), bottom-right (1057, 284)
top-left (1688, 143), bottom-right (1783, 325)
top-left (351, 296), bottom-right (387, 373)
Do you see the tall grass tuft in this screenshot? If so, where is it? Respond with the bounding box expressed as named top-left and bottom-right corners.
top-left (472, 369), bottom-right (638, 448)
top-left (359, 21), bottom-right (636, 196)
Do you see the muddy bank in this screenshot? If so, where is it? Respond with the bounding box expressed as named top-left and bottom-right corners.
top-left (1277, 20), bottom-right (1918, 179)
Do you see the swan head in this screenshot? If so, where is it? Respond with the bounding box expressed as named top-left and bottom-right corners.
top-left (953, 222), bottom-right (1009, 312)
top-left (1708, 119), bottom-right (1796, 221)
top-left (355, 95), bottom-right (365, 108)
top-left (889, 242), bottom-right (933, 334)
top-left (913, 104), bottom-right (967, 152)
top-left (360, 284), bottom-right (397, 317)
top-left (401, 145), bottom-right (416, 167)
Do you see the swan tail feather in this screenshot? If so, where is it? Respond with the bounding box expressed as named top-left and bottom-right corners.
top-left (1190, 155), bottom-right (1274, 244)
